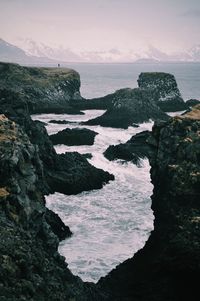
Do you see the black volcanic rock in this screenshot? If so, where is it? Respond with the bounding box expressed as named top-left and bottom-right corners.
top-left (186, 98), bottom-right (200, 107)
top-left (0, 115), bottom-right (107, 300)
top-left (0, 87), bottom-right (114, 196)
top-left (104, 130), bottom-right (154, 165)
top-left (98, 107), bottom-right (200, 301)
top-left (84, 88), bottom-right (168, 129)
top-left (50, 127), bottom-right (98, 146)
top-left (0, 62), bottom-right (83, 114)
top-left (138, 72), bottom-right (188, 112)
top-left (47, 152), bottom-right (114, 195)
top-left (45, 208), bottom-right (72, 241)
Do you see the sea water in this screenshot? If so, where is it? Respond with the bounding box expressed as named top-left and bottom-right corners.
top-left (32, 62), bottom-right (200, 282)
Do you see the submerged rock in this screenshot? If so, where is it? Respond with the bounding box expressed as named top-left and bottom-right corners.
top-left (50, 127), bottom-right (98, 146)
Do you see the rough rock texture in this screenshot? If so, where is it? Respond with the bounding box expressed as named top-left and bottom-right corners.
top-left (104, 130), bottom-right (154, 166)
top-left (98, 107), bottom-right (200, 301)
top-left (0, 89), bottom-right (114, 195)
top-left (50, 127), bottom-right (98, 146)
top-left (0, 62), bottom-right (83, 114)
top-left (47, 152), bottom-right (114, 195)
top-left (0, 115), bottom-right (108, 300)
top-left (138, 72), bottom-right (188, 112)
top-left (85, 88), bottom-right (168, 128)
top-left (186, 98), bottom-right (200, 107)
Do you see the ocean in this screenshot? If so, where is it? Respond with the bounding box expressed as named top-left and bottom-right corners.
top-left (32, 62), bottom-right (200, 283)
top-left (65, 62), bottom-right (200, 100)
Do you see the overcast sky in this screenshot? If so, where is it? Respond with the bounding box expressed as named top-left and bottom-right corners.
top-left (0, 0), bottom-right (200, 53)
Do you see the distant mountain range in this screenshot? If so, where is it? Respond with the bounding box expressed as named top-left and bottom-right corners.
top-left (1, 38), bottom-right (200, 64)
top-left (0, 38), bottom-right (57, 65)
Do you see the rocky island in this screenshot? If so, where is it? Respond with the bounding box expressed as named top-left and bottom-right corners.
top-left (0, 62), bottom-right (199, 300)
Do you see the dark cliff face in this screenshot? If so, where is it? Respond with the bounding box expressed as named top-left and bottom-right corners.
top-left (138, 72), bottom-right (188, 112)
top-left (0, 115), bottom-right (108, 301)
top-left (0, 62), bottom-right (82, 114)
top-left (98, 106), bottom-right (200, 301)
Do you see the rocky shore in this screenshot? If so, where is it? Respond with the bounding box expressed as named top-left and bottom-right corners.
top-left (98, 105), bottom-right (200, 300)
top-left (0, 62), bottom-right (199, 300)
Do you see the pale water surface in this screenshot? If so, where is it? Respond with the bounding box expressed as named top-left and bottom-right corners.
top-left (32, 110), bottom-right (154, 282)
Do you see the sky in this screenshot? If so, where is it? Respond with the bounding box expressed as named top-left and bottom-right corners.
top-left (0, 0), bottom-right (200, 54)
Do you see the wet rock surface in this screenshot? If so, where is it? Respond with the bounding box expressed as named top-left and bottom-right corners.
top-left (104, 130), bottom-right (154, 166)
top-left (50, 127), bottom-right (98, 146)
top-left (98, 107), bottom-right (200, 301)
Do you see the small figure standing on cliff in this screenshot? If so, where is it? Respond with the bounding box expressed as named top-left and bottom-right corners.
top-left (58, 63), bottom-right (60, 68)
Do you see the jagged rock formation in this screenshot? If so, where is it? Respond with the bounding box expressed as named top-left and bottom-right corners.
top-left (98, 105), bottom-right (200, 301)
top-left (50, 128), bottom-right (98, 146)
top-left (104, 130), bottom-right (154, 166)
top-left (81, 72), bottom-right (187, 128)
top-left (0, 115), bottom-right (108, 300)
top-left (0, 88), bottom-right (114, 196)
top-left (138, 72), bottom-right (187, 112)
top-left (84, 88), bottom-right (168, 128)
top-left (0, 62), bottom-right (82, 114)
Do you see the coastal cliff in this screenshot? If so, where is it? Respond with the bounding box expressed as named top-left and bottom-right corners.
top-left (0, 62), bottom-right (199, 300)
top-left (0, 62), bottom-right (82, 114)
top-left (98, 105), bottom-right (200, 300)
top-left (0, 115), bottom-right (108, 300)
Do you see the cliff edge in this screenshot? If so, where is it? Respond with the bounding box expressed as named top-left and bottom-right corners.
top-left (98, 105), bottom-right (200, 300)
top-left (0, 62), bottom-right (82, 114)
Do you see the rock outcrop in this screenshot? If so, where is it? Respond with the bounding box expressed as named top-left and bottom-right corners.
top-left (138, 72), bottom-right (188, 112)
top-left (98, 105), bottom-right (200, 301)
top-left (0, 62), bottom-right (83, 114)
top-left (186, 98), bottom-right (200, 107)
top-left (81, 72), bottom-right (187, 129)
top-left (50, 127), bottom-right (98, 146)
top-left (104, 130), bottom-right (154, 166)
top-left (0, 88), bottom-right (114, 196)
top-left (0, 115), bottom-right (108, 300)
top-left (84, 88), bottom-right (168, 128)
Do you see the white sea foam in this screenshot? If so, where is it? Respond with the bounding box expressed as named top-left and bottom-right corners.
top-left (32, 110), bottom-right (154, 283)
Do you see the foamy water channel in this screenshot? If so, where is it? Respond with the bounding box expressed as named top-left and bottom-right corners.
top-left (32, 110), bottom-right (154, 283)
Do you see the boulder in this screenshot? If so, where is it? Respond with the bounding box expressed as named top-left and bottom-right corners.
top-left (50, 128), bottom-right (98, 146)
top-left (104, 130), bottom-right (154, 165)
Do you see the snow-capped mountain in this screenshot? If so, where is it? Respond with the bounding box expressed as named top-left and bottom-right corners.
top-left (1, 38), bottom-right (200, 63)
top-left (0, 38), bottom-right (56, 65)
